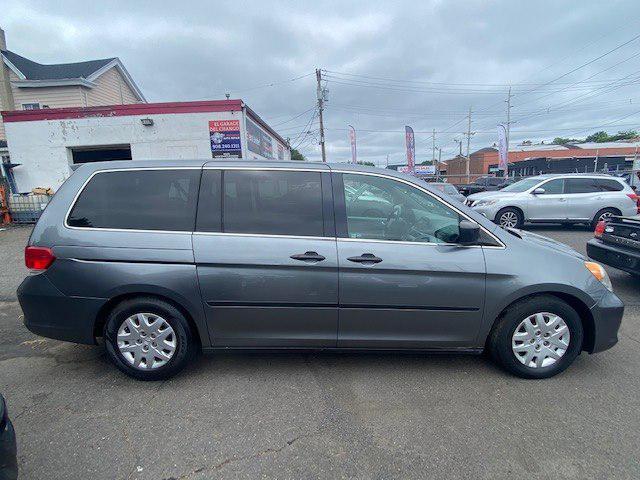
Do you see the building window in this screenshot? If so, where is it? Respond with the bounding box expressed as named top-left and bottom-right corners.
top-left (22, 103), bottom-right (41, 110)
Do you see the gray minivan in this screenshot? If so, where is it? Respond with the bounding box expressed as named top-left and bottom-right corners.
top-left (18, 160), bottom-right (623, 380)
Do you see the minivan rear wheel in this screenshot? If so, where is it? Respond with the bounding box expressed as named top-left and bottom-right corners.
top-left (488, 295), bottom-right (583, 379)
top-left (104, 297), bottom-right (195, 380)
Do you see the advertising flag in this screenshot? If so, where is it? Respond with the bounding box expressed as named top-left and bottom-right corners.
top-left (497, 124), bottom-right (508, 177)
top-left (405, 126), bottom-right (415, 174)
top-left (348, 125), bottom-right (357, 164)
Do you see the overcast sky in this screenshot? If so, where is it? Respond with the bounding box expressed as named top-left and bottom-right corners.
top-left (3, 0), bottom-right (640, 166)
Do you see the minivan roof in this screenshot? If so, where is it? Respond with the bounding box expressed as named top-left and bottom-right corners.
top-left (73, 159), bottom-right (408, 176)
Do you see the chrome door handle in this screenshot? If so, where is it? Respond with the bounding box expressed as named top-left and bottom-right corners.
top-left (290, 251), bottom-right (326, 262)
top-left (347, 253), bottom-right (383, 264)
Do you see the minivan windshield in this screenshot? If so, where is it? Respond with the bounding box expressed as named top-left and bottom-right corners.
top-left (500, 177), bottom-right (543, 193)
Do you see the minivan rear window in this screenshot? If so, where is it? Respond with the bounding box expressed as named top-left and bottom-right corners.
top-left (67, 169), bottom-right (200, 231)
top-left (222, 170), bottom-right (323, 237)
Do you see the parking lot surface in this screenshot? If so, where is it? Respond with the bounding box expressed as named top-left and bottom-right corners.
top-left (1, 224), bottom-right (639, 479)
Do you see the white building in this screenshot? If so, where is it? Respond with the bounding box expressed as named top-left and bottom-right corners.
top-left (1, 99), bottom-right (291, 192)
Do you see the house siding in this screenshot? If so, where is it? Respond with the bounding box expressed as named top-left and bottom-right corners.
top-left (85, 66), bottom-right (141, 106)
top-left (0, 67), bottom-right (142, 140)
top-left (0, 71), bottom-right (85, 140)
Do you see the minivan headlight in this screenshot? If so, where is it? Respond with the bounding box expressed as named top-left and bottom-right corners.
top-left (585, 261), bottom-right (613, 292)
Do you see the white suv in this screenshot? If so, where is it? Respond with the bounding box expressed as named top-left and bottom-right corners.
top-left (466, 174), bottom-right (639, 229)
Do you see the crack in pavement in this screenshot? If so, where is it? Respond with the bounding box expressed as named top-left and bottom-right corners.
top-left (169, 431), bottom-right (320, 479)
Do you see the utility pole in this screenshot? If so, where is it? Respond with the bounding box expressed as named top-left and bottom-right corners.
top-left (465, 107), bottom-right (473, 183)
top-left (437, 147), bottom-right (442, 181)
top-left (505, 87), bottom-right (513, 178)
top-left (316, 69), bottom-right (327, 162)
top-left (432, 129), bottom-right (436, 165)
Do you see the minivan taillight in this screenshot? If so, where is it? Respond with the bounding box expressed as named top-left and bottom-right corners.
top-left (25, 246), bottom-right (55, 270)
top-left (594, 221), bottom-right (606, 238)
top-left (627, 193), bottom-right (640, 214)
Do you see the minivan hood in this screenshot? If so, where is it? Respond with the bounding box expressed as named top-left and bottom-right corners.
top-left (506, 228), bottom-right (584, 260)
top-left (467, 190), bottom-right (519, 201)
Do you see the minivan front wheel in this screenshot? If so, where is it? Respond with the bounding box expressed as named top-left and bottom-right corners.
top-left (489, 295), bottom-right (583, 379)
top-left (104, 297), bottom-right (195, 380)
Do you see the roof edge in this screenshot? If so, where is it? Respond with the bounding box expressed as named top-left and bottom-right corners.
top-left (1, 99), bottom-right (245, 122)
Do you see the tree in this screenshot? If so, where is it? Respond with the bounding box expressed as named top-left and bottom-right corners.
top-left (356, 161), bottom-right (375, 167)
top-left (290, 148), bottom-right (305, 161)
top-left (584, 131), bottom-right (609, 143)
top-left (584, 130), bottom-right (638, 143)
top-left (552, 137), bottom-right (581, 145)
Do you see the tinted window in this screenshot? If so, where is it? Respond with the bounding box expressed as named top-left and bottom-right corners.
top-left (596, 179), bottom-right (624, 192)
top-left (68, 169), bottom-right (200, 231)
top-left (223, 170), bottom-right (323, 236)
top-left (565, 178), bottom-right (601, 194)
top-left (196, 169), bottom-right (222, 232)
top-left (539, 179), bottom-right (564, 194)
top-left (343, 173), bottom-right (461, 243)
top-left (488, 178), bottom-right (504, 186)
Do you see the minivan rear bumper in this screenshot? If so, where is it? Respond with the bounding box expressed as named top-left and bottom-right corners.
top-left (588, 288), bottom-right (624, 354)
top-left (17, 273), bottom-right (106, 345)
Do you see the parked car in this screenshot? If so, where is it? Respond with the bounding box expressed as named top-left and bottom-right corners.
top-left (18, 160), bottom-right (623, 380)
top-left (587, 216), bottom-right (640, 276)
top-left (0, 394), bottom-right (18, 480)
top-left (466, 174), bottom-right (640, 229)
top-left (457, 176), bottom-right (514, 196)
top-left (427, 182), bottom-right (466, 203)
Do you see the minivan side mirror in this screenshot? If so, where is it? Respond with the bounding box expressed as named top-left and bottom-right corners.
top-left (532, 187), bottom-right (546, 195)
top-left (457, 220), bottom-right (480, 246)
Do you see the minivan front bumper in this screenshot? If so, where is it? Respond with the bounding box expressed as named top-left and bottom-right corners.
top-left (587, 288), bottom-right (624, 354)
top-left (17, 273), bottom-right (106, 345)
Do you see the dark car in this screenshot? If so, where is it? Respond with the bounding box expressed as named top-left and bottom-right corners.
top-left (587, 216), bottom-right (640, 276)
top-left (18, 160), bottom-right (623, 381)
top-left (0, 395), bottom-right (18, 480)
top-left (457, 176), bottom-right (514, 196)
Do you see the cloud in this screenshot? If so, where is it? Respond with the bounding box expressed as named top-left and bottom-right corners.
top-left (3, 0), bottom-right (640, 166)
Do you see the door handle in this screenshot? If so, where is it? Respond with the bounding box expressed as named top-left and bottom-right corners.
top-left (559, 198), bottom-right (567, 202)
top-left (347, 253), bottom-right (383, 264)
top-left (290, 251), bottom-right (326, 262)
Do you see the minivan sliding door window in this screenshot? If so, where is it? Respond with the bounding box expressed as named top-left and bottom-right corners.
top-left (219, 170), bottom-right (324, 237)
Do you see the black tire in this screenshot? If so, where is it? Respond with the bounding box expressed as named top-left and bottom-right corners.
top-left (495, 207), bottom-right (523, 229)
top-left (591, 208), bottom-right (619, 229)
top-left (488, 295), bottom-right (583, 379)
top-left (104, 297), bottom-right (196, 381)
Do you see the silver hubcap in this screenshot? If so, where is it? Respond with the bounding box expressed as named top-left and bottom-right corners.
top-left (512, 312), bottom-right (570, 368)
top-left (117, 313), bottom-right (176, 370)
top-left (599, 211), bottom-right (613, 221)
top-left (499, 211), bottom-right (518, 228)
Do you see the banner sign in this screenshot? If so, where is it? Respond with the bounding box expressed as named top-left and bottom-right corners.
top-left (247, 118), bottom-right (274, 159)
top-left (497, 124), bottom-right (508, 177)
top-left (348, 125), bottom-right (357, 164)
top-left (277, 143), bottom-right (285, 161)
top-left (209, 120), bottom-right (241, 157)
top-left (405, 126), bottom-right (415, 174)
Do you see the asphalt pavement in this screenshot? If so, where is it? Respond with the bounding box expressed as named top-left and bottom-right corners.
top-left (0, 224), bottom-right (639, 479)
